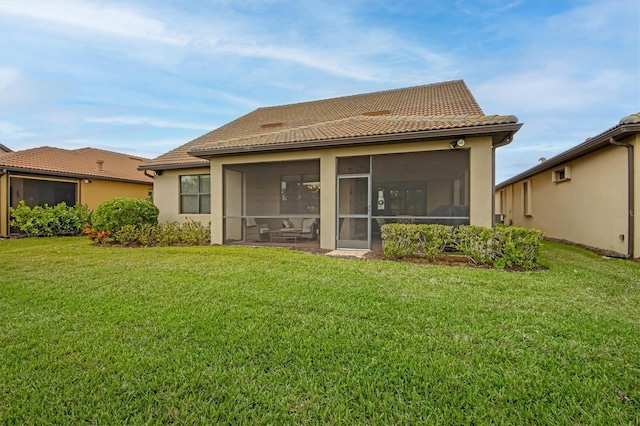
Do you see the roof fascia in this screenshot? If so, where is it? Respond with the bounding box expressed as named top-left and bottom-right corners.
top-left (1, 166), bottom-right (152, 185)
top-left (188, 123), bottom-right (523, 158)
top-left (496, 123), bottom-right (640, 189)
top-left (137, 160), bottom-right (210, 171)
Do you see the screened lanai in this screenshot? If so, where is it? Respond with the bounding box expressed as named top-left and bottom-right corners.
top-left (220, 148), bottom-right (469, 250)
top-left (337, 149), bottom-right (470, 249)
top-left (223, 159), bottom-right (321, 246)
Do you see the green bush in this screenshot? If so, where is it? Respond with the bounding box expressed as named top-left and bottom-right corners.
top-left (417, 224), bottom-right (454, 260)
top-left (110, 220), bottom-right (210, 247)
top-left (381, 223), bottom-right (543, 269)
top-left (90, 198), bottom-right (158, 233)
top-left (381, 223), bottom-right (420, 259)
top-left (9, 201), bottom-right (90, 237)
top-left (454, 225), bottom-right (494, 265)
top-left (492, 226), bottom-right (543, 269)
top-left (381, 224), bottom-right (454, 260)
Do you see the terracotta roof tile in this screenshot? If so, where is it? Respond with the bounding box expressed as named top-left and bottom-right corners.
top-left (140, 80), bottom-right (518, 169)
top-left (0, 146), bottom-right (153, 184)
top-left (620, 113), bottom-right (640, 125)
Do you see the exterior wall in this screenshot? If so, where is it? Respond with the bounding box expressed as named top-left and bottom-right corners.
top-left (0, 173), bottom-right (7, 237)
top-left (467, 137), bottom-right (494, 227)
top-left (80, 179), bottom-right (152, 210)
top-left (498, 142), bottom-right (634, 256)
top-left (195, 136), bottom-right (493, 249)
top-left (154, 167), bottom-right (212, 225)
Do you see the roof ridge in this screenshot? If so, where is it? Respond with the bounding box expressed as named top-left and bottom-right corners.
top-left (255, 80), bottom-right (467, 111)
top-left (71, 146), bottom-right (149, 160)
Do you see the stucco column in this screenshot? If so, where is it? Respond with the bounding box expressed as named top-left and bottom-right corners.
top-left (468, 136), bottom-right (494, 228)
top-left (634, 135), bottom-right (639, 258)
top-left (319, 151), bottom-right (336, 250)
top-left (210, 159), bottom-right (224, 245)
top-left (0, 173), bottom-right (7, 237)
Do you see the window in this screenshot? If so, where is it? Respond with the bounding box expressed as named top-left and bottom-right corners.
top-left (523, 180), bottom-right (533, 217)
top-left (180, 175), bottom-right (210, 214)
top-left (280, 174), bottom-right (320, 214)
top-left (499, 189), bottom-right (507, 215)
top-left (552, 166), bottom-right (571, 183)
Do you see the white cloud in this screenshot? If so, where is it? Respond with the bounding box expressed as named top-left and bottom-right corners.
top-left (0, 121), bottom-right (38, 139)
top-left (0, 66), bottom-right (23, 91)
top-left (85, 116), bottom-right (213, 130)
top-left (1, 0), bottom-right (189, 45)
top-left (1, 0), bottom-right (453, 83)
top-left (454, 0), bottom-right (524, 17)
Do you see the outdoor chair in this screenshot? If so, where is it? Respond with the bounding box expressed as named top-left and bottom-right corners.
top-left (245, 217), bottom-right (270, 242)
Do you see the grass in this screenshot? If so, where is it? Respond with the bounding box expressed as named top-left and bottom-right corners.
top-left (1, 237), bottom-right (639, 424)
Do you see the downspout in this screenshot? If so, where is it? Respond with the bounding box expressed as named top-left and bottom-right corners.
top-left (143, 170), bottom-right (155, 179)
top-left (609, 137), bottom-right (634, 259)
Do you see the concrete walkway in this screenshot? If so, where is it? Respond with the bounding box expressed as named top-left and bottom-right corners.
top-left (325, 249), bottom-right (369, 259)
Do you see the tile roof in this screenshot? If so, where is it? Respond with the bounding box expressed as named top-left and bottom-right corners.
top-left (140, 80), bottom-right (520, 169)
top-left (0, 146), bottom-right (153, 184)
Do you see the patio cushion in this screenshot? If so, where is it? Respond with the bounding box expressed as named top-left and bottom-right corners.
top-left (301, 218), bottom-right (316, 229)
top-left (288, 218), bottom-right (304, 229)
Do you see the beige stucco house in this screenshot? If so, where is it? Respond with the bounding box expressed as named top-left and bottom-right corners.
top-left (496, 113), bottom-right (640, 259)
top-left (139, 80), bottom-right (522, 250)
top-left (0, 147), bottom-right (153, 237)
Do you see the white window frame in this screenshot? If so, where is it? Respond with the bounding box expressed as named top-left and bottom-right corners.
top-left (552, 165), bottom-right (571, 183)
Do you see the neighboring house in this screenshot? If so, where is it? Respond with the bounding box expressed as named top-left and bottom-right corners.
top-left (139, 80), bottom-right (522, 250)
top-left (0, 143), bottom-right (11, 153)
top-left (496, 113), bottom-right (640, 259)
top-left (0, 146), bottom-right (154, 237)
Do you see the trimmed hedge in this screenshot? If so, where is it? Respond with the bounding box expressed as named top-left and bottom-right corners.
top-left (87, 220), bottom-right (211, 247)
top-left (9, 201), bottom-right (90, 237)
top-left (381, 224), bottom-right (543, 269)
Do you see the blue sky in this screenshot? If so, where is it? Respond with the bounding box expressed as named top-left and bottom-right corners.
top-left (0, 0), bottom-right (638, 182)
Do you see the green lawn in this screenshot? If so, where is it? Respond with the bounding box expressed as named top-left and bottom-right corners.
top-left (1, 237), bottom-right (639, 424)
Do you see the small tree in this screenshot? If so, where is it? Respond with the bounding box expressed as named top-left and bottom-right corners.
top-left (90, 198), bottom-right (158, 233)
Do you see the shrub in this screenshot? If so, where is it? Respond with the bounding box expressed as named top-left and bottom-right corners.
top-left (178, 220), bottom-right (211, 245)
top-left (156, 221), bottom-right (183, 246)
top-left (417, 224), bottom-right (454, 260)
top-left (108, 220), bottom-right (211, 247)
top-left (381, 223), bottom-right (543, 269)
top-left (381, 223), bottom-right (420, 259)
top-left (9, 201), bottom-right (90, 237)
top-left (492, 226), bottom-right (543, 269)
top-left (382, 224), bottom-right (454, 260)
top-left (454, 225), bottom-right (494, 265)
top-left (90, 198), bottom-right (158, 233)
